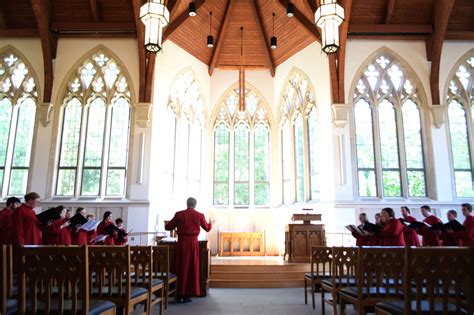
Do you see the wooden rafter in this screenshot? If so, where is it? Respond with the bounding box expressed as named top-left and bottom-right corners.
top-left (385, 0), bottom-right (396, 24)
top-left (167, 0), bottom-right (178, 13)
top-left (163, 0), bottom-right (206, 42)
top-left (278, 0), bottom-right (321, 43)
top-left (51, 22), bottom-right (136, 32)
top-left (145, 52), bottom-right (156, 102)
top-left (349, 24), bottom-right (432, 34)
top-left (208, 0), bottom-right (232, 76)
top-left (31, 0), bottom-right (57, 104)
top-left (0, 2), bottom-right (7, 29)
top-left (250, 0), bottom-right (275, 77)
top-left (90, 0), bottom-right (101, 22)
top-left (427, 0), bottom-right (455, 105)
top-left (305, 0), bottom-right (317, 14)
top-left (0, 29), bottom-right (39, 37)
top-left (328, 54), bottom-right (339, 104)
top-left (336, 0), bottom-right (352, 104)
top-left (446, 31), bottom-right (474, 40)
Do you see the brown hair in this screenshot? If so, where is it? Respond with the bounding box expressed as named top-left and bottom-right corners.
top-left (24, 192), bottom-right (40, 202)
top-left (381, 207), bottom-right (395, 218)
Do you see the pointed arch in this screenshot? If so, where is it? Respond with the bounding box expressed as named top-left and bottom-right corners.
top-left (350, 46), bottom-right (429, 199)
top-left (0, 45), bottom-right (41, 197)
top-left (444, 49), bottom-right (474, 198)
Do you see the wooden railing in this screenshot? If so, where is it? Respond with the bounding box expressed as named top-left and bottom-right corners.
top-left (219, 232), bottom-right (264, 256)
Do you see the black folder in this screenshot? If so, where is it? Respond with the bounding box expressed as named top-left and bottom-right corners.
top-left (106, 224), bottom-right (127, 239)
top-left (36, 207), bottom-right (62, 225)
top-left (68, 213), bottom-right (88, 228)
top-left (362, 222), bottom-right (381, 234)
top-left (430, 220), bottom-right (465, 232)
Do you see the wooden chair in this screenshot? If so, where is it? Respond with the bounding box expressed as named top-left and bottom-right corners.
top-left (1, 245), bottom-right (8, 315)
top-left (375, 247), bottom-right (473, 315)
top-left (89, 245), bottom-right (148, 315)
top-left (152, 245), bottom-right (177, 309)
top-left (17, 245), bottom-right (116, 315)
top-left (339, 247), bottom-right (405, 315)
top-left (1, 245), bottom-right (17, 315)
top-left (321, 247), bottom-right (358, 315)
top-left (130, 246), bottom-right (164, 315)
top-left (304, 246), bottom-right (332, 309)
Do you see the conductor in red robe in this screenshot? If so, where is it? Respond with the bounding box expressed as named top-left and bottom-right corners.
top-left (400, 206), bottom-right (420, 247)
top-left (420, 205), bottom-right (442, 246)
top-left (165, 197), bottom-right (212, 303)
top-left (378, 207), bottom-right (405, 246)
top-left (0, 197), bottom-right (21, 244)
top-left (12, 192), bottom-right (42, 245)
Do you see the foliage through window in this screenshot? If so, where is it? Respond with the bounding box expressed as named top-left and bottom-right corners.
top-left (280, 70), bottom-right (319, 203)
top-left (446, 50), bottom-right (474, 198)
top-left (213, 86), bottom-right (270, 206)
top-left (353, 52), bottom-right (426, 198)
top-left (0, 50), bottom-right (37, 197)
top-left (56, 50), bottom-right (131, 197)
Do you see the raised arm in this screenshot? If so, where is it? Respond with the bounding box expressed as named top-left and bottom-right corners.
top-left (200, 214), bottom-right (212, 232)
top-left (165, 215), bottom-right (178, 231)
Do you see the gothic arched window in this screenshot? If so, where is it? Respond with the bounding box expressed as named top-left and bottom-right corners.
top-left (213, 85), bottom-right (271, 206)
top-left (56, 50), bottom-right (131, 197)
top-left (352, 52), bottom-right (427, 198)
top-left (0, 50), bottom-right (38, 197)
top-left (280, 69), bottom-right (319, 204)
top-left (446, 50), bottom-right (474, 198)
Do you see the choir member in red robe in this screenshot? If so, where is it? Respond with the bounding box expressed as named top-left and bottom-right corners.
top-left (165, 197), bottom-right (212, 302)
top-left (42, 207), bottom-right (71, 245)
top-left (446, 203), bottom-right (474, 247)
top-left (420, 205), bottom-right (442, 246)
top-left (86, 214), bottom-right (98, 244)
top-left (96, 211), bottom-right (116, 245)
top-left (440, 210), bottom-right (463, 246)
top-left (71, 207), bottom-right (89, 245)
top-left (400, 206), bottom-right (420, 247)
top-left (350, 213), bottom-right (373, 246)
top-left (378, 208), bottom-right (405, 246)
top-left (12, 192), bottom-right (42, 245)
top-left (371, 213), bottom-right (383, 245)
top-left (114, 218), bottom-right (128, 245)
top-left (0, 197), bottom-right (21, 244)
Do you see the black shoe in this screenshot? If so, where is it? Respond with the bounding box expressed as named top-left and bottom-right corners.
top-left (182, 297), bottom-right (192, 303)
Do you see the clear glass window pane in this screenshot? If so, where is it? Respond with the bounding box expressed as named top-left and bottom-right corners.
top-left (0, 98), bottom-right (13, 168)
top-left (108, 98), bottom-right (130, 168)
top-left (214, 124), bottom-right (229, 205)
top-left (83, 98), bottom-right (106, 168)
top-left (59, 98), bottom-right (82, 168)
top-left (81, 169), bottom-right (101, 196)
top-left (308, 108), bottom-right (319, 200)
top-left (282, 121), bottom-right (292, 203)
top-left (254, 124), bottom-right (270, 205)
top-left (57, 169), bottom-right (76, 196)
top-left (234, 124), bottom-right (249, 205)
top-left (11, 98), bottom-right (36, 167)
top-left (8, 169), bottom-right (28, 196)
top-left (106, 169), bottom-right (125, 196)
top-left (295, 115), bottom-right (305, 202)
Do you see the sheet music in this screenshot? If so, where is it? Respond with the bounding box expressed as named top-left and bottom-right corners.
top-left (92, 234), bottom-right (108, 243)
top-left (80, 220), bottom-right (100, 231)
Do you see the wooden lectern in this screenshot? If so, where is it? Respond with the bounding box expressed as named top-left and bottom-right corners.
top-left (285, 213), bottom-right (326, 263)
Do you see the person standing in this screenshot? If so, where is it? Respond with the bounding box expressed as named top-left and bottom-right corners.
top-left (445, 203), bottom-right (474, 246)
top-left (71, 207), bottom-right (89, 245)
top-left (0, 197), bottom-right (21, 244)
top-left (350, 213), bottom-right (372, 246)
top-left (400, 206), bottom-right (420, 247)
top-left (114, 218), bottom-right (128, 245)
top-left (378, 207), bottom-right (405, 246)
top-left (96, 211), bottom-right (116, 245)
top-left (42, 207), bottom-right (71, 245)
top-left (440, 210), bottom-right (463, 246)
top-left (420, 205), bottom-right (442, 246)
top-left (12, 192), bottom-right (42, 245)
top-left (165, 197), bottom-right (212, 303)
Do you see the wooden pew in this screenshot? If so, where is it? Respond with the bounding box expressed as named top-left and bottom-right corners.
top-left (339, 247), bottom-right (405, 315)
top-left (375, 247), bottom-right (473, 315)
top-left (17, 245), bottom-right (116, 315)
top-left (304, 246), bottom-right (332, 310)
top-left (321, 247), bottom-right (358, 315)
top-left (129, 246), bottom-right (164, 315)
top-left (89, 245), bottom-right (148, 315)
top-left (152, 245), bottom-right (177, 309)
top-left (1, 245), bottom-right (8, 315)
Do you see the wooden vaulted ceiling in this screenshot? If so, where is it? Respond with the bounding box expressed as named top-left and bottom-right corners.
top-left (0, 0), bottom-right (473, 105)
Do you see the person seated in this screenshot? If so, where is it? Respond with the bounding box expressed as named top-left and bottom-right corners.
top-left (0, 197), bottom-right (21, 244)
top-left (378, 207), bottom-right (405, 246)
top-left (71, 207), bottom-right (89, 245)
top-left (419, 205), bottom-right (442, 246)
top-left (400, 206), bottom-right (420, 247)
top-left (114, 218), bottom-right (128, 245)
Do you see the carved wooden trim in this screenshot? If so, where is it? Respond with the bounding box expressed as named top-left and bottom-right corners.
top-left (331, 103), bottom-right (351, 128)
top-left (135, 102), bottom-right (153, 127)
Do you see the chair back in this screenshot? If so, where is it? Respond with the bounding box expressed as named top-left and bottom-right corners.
top-left (18, 245), bottom-right (89, 315)
top-left (332, 247), bottom-right (358, 288)
top-left (88, 245), bottom-right (131, 300)
top-left (130, 246), bottom-right (153, 290)
top-left (310, 246), bottom-right (332, 279)
top-left (357, 247), bottom-right (405, 299)
top-left (152, 246), bottom-right (170, 277)
top-left (0, 245), bottom-right (7, 315)
top-left (405, 247), bottom-right (472, 314)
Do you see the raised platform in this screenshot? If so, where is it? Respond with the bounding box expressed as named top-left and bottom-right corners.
top-left (210, 256), bottom-right (310, 288)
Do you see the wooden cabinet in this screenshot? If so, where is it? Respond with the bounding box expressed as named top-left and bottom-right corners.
top-left (160, 240), bottom-right (210, 297)
top-left (285, 223), bottom-right (326, 263)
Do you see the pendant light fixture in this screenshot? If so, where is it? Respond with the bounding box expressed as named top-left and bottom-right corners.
top-left (286, 2), bottom-right (294, 17)
top-left (315, 0), bottom-right (344, 54)
top-left (140, 0), bottom-right (170, 53)
top-left (188, 1), bottom-right (197, 16)
top-left (238, 27), bottom-right (246, 112)
top-left (207, 11), bottom-right (214, 48)
top-left (270, 13), bottom-right (277, 49)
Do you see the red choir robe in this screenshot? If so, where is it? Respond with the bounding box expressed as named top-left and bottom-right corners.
top-left (12, 204), bottom-right (41, 245)
top-left (351, 224), bottom-right (372, 246)
top-left (114, 227), bottom-right (128, 245)
top-left (88, 229), bottom-right (97, 245)
top-left (421, 215), bottom-right (442, 246)
top-left (401, 215), bottom-right (420, 247)
top-left (441, 229), bottom-right (463, 246)
top-left (57, 219), bottom-right (72, 245)
top-left (165, 208), bottom-right (212, 297)
top-left (448, 215), bottom-right (474, 247)
top-left (378, 218), bottom-right (405, 246)
top-left (0, 208), bottom-right (13, 244)
top-left (96, 221), bottom-right (115, 245)
top-left (42, 218), bottom-right (72, 245)
top-left (71, 228), bottom-right (89, 245)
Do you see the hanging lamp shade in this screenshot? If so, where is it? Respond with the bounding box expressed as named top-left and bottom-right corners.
top-left (270, 36), bottom-right (277, 49)
top-left (286, 2), bottom-right (294, 17)
top-left (314, 0), bottom-right (344, 54)
top-left (140, 0), bottom-right (170, 53)
top-left (188, 1), bottom-right (197, 16)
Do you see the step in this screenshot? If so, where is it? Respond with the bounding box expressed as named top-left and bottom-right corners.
top-left (211, 264), bottom-right (310, 273)
top-left (211, 270), bottom-right (307, 281)
top-left (210, 279), bottom-right (304, 288)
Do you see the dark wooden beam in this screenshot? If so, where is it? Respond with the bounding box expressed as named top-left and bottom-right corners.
top-left (55, 33), bottom-right (136, 38)
top-left (385, 0), bottom-right (396, 24)
top-left (278, 0), bottom-right (321, 43)
top-left (337, 0), bottom-right (352, 104)
top-left (349, 24), bottom-right (432, 34)
top-left (446, 31), bottom-right (474, 40)
top-left (250, 0), bottom-right (275, 77)
top-left (167, 0), bottom-right (178, 13)
top-left (328, 54), bottom-right (339, 104)
top-left (348, 34), bottom-right (429, 40)
top-left (31, 0), bottom-right (56, 104)
top-left (217, 64), bottom-right (268, 70)
top-left (209, 0), bottom-right (233, 76)
top-left (307, 0), bottom-right (318, 13)
top-left (51, 22), bottom-right (136, 32)
top-left (0, 2), bottom-right (7, 29)
top-left (145, 52), bottom-right (155, 102)
top-left (132, 0), bottom-right (147, 103)
top-left (427, 0), bottom-right (454, 105)
top-left (163, 0), bottom-right (206, 42)
top-left (0, 29), bottom-right (39, 37)
top-left (90, 0), bottom-right (101, 22)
